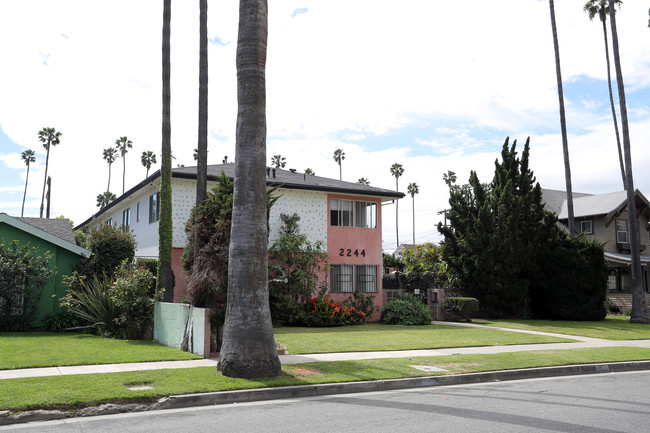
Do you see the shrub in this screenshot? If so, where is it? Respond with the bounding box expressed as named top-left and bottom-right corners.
top-left (60, 274), bottom-right (119, 336)
top-left (343, 290), bottom-right (377, 320)
top-left (302, 288), bottom-right (368, 327)
top-left (41, 311), bottom-right (82, 332)
top-left (76, 225), bottom-right (136, 280)
top-left (0, 241), bottom-right (56, 330)
top-left (442, 297), bottom-right (479, 322)
top-left (381, 293), bottom-right (432, 326)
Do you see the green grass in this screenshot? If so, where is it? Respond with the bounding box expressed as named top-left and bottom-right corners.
top-left (2, 346), bottom-right (649, 412)
top-left (273, 323), bottom-right (574, 354)
top-left (477, 315), bottom-right (650, 340)
top-left (0, 333), bottom-right (201, 370)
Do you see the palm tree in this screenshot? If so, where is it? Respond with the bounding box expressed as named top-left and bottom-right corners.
top-left (37, 127), bottom-right (61, 218)
top-left (141, 151), bottom-right (157, 178)
top-left (271, 154), bottom-right (286, 168)
top-left (20, 149), bottom-right (36, 217)
top-left (195, 0), bottom-right (209, 260)
top-left (304, 168), bottom-right (314, 175)
top-left (584, 0), bottom-right (625, 189)
top-left (608, 1), bottom-right (649, 323)
top-left (159, 0), bottom-right (174, 301)
top-left (407, 182), bottom-right (419, 244)
top-left (357, 177), bottom-right (370, 185)
top-left (218, 0), bottom-right (281, 379)
top-left (442, 170), bottom-right (457, 187)
top-left (390, 163), bottom-right (404, 247)
top-left (102, 147), bottom-right (118, 193)
top-left (333, 148), bottom-right (345, 180)
top-left (96, 191), bottom-right (116, 209)
top-left (549, 0), bottom-right (576, 235)
top-left (115, 136), bottom-right (133, 194)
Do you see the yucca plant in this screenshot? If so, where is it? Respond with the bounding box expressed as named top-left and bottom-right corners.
top-left (63, 274), bottom-right (120, 336)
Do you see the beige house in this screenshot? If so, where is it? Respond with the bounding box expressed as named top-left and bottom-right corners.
top-left (543, 189), bottom-right (650, 311)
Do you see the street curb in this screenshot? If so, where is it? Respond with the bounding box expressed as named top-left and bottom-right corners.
top-left (3, 361), bottom-right (650, 426)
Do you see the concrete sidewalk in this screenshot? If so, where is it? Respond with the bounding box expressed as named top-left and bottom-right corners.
top-left (3, 322), bottom-right (650, 380)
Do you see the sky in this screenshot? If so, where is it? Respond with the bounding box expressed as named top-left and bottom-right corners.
top-left (1, 0), bottom-right (649, 253)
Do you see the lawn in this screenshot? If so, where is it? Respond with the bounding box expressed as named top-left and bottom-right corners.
top-left (478, 315), bottom-right (650, 340)
top-left (0, 333), bottom-right (201, 370)
top-left (2, 346), bottom-right (650, 412)
top-left (273, 323), bottom-right (573, 354)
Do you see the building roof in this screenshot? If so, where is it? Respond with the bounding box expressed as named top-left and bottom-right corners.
top-left (542, 189), bottom-right (650, 220)
top-left (0, 213), bottom-right (91, 258)
top-left (78, 164), bottom-right (404, 229)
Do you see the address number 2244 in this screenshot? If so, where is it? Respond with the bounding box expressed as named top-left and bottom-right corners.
top-left (339, 248), bottom-right (366, 257)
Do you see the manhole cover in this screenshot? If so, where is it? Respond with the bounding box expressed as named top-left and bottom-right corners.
top-left (410, 365), bottom-right (447, 372)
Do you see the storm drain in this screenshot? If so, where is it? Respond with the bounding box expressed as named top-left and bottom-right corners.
top-left (126, 383), bottom-right (154, 391)
top-left (410, 365), bottom-right (447, 372)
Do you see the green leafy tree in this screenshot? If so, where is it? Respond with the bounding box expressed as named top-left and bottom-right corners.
top-left (218, 0), bottom-right (281, 379)
top-left (20, 149), bottom-right (36, 217)
top-left (584, 0), bottom-right (625, 189)
top-left (407, 182), bottom-right (419, 244)
top-left (268, 213), bottom-right (329, 325)
top-left (549, 0), bottom-right (576, 235)
top-left (333, 149), bottom-right (345, 180)
top-left (37, 127), bottom-right (62, 218)
top-left (608, 1), bottom-right (649, 323)
top-left (141, 151), bottom-right (157, 178)
top-left (390, 163), bottom-right (404, 247)
top-left (115, 136), bottom-right (133, 194)
top-left (159, 0), bottom-right (174, 302)
top-left (402, 242), bottom-right (445, 283)
top-left (77, 224), bottom-right (136, 280)
top-left (102, 147), bottom-right (118, 193)
top-left (0, 241), bottom-right (56, 330)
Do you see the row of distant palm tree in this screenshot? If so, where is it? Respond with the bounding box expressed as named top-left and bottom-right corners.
top-left (19, 127), bottom-right (61, 218)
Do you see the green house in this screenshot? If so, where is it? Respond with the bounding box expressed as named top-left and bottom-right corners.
top-left (0, 213), bottom-right (91, 324)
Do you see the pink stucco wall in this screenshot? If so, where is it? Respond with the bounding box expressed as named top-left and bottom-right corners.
top-left (172, 247), bottom-right (189, 303)
top-left (326, 194), bottom-right (385, 318)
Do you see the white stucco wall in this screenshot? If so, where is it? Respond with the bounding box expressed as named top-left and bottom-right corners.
top-left (269, 188), bottom-right (327, 245)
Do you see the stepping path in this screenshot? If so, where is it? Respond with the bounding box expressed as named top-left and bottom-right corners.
top-left (3, 322), bottom-right (650, 379)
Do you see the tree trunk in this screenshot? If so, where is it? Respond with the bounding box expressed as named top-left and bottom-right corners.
top-left (194, 0), bottom-right (209, 259)
top-left (601, 16), bottom-right (626, 189)
top-left (21, 165), bottom-right (30, 217)
top-left (609, 1), bottom-right (649, 323)
top-left (39, 147), bottom-right (50, 218)
top-left (158, 0), bottom-right (175, 302)
top-left (218, 0), bottom-right (281, 379)
top-left (395, 178), bottom-right (400, 248)
top-left (549, 0), bottom-right (575, 235)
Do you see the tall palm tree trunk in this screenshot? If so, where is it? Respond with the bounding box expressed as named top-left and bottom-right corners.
top-left (22, 165), bottom-right (30, 217)
top-left (195, 0), bottom-right (208, 259)
top-left (609, 1), bottom-right (649, 323)
top-left (107, 164), bottom-right (112, 193)
top-left (395, 178), bottom-right (400, 248)
top-left (549, 0), bottom-right (575, 235)
top-left (39, 148), bottom-right (50, 218)
top-left (218, 0), bottom-right (281, 379)
top-left (158, 0), bottom-right (175, 301)
top-left (600, 15), bottom-right (626, 189)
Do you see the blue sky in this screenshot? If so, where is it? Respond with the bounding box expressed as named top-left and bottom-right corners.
top-left (1, 0), bottom-right (649, 251)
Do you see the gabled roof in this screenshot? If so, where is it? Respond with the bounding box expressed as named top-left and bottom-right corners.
top-left (77, 164), bottom-right (404, 229)
top-left (542, 189), bottom-right (650, 220)
top-left (0, 213), bottom-right (91, 258)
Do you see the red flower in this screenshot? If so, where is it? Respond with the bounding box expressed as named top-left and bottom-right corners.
top-left (334, 307), bottom-right (340, 313)
top-left (360, 312), bottom-right (366, 316)
top-left (330, 303), bottom-right (335, 307)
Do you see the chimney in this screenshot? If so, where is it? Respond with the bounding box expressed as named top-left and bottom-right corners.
top-left (272, 168), bottom-right (276, 178)
top-left (289, 168), bottom-right (296, 173)
top-left (266, 167), bottom-right (271, 177)
top-left (223, 156), bottom-right (228, 164)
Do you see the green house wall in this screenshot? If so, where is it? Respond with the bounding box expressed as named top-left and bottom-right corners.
top-left (0, 222), bottom-right (83, 324)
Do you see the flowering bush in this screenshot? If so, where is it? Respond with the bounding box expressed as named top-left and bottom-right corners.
top-left (303, 295), bottom-right (367, 327)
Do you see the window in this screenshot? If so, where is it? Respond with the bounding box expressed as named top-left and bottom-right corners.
top-left (355, 201), bottom-right (377, 229)
top-left (580, 220), bottom-right (592, 234)
top-left (330, 264), bottom-right (353, 293)
top-left (136, 202), bottom-right (140, 222)
top-left (106, 218), bottom-right (113, 226)
top-left (330, 265), bottom-right (378, 293)
top-left (356, 265), bottom-right (378, 293)
top-left (149, 192), bottom-right (160, 223)
top-left (330, 199), bottom-right (353, 227)
top-left (616, 219), bottom-right (628, 244)
top-left (122, 208), bottom-right (131, 226)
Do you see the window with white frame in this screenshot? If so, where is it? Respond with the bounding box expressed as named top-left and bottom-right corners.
top-left (330, 199), bottom-right (353, 227)
top-left (149, 192), bottom-right (160, 223)
top-left (616, 219), bottom-right (628, 244)
top-left (106, 217), bottom-right (113, 226)
top-left (580, 220), bottom-right (593, 234)
top-left (122, 208), bottom-right (131, 226)
top-left (356, 265), bottom-right (378, 293)
top-left (355, 201), bottom-right (377, 229)
top-left (330, 264), bottom-right (354, 292)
